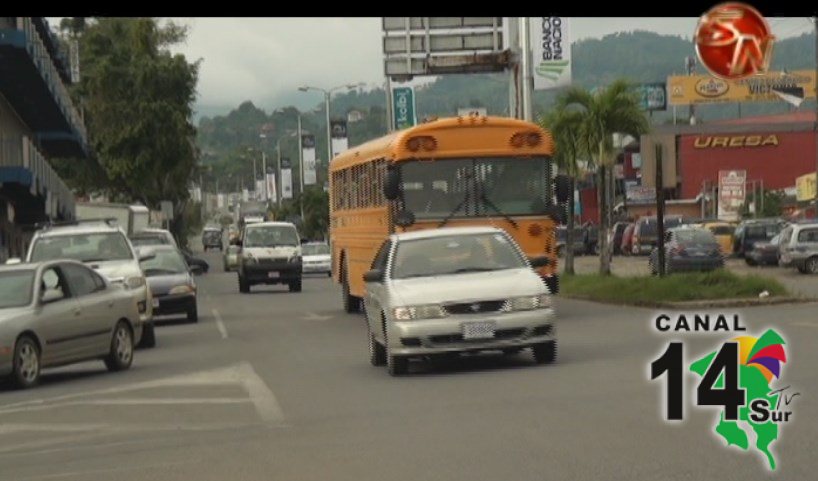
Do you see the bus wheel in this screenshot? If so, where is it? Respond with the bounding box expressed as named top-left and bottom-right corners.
top-left (342, 261), bottom-right (361, 313)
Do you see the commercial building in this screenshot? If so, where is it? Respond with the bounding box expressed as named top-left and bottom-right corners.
top-left (0, 17), bottom-right (88, 260)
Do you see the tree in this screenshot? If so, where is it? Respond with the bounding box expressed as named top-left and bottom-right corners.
top-left (541, 107), bottom-right (584, 275)
top-left (556, 80), bottom-right (649, 275)
top-left (57, 18), bottom-right (200, 242)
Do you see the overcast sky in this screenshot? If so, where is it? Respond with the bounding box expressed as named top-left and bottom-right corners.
top-left (95, 17), bottom-right (818, 114)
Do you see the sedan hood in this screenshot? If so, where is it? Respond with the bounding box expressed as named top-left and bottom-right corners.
top-left (88, 260), bottom-right (142, 281)
top-left (389, 268), bottom-right (546, 306)
top-left (146, 273), bottom-right (193, 296)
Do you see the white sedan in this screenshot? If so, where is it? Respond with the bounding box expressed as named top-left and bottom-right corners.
top-left (362, 226), bottom-right (556, 376)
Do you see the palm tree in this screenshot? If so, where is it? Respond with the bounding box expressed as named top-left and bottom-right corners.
top-left (541, 108), bottom-right (584, 275)
top-left (557, 80), bottom-right (649, 275)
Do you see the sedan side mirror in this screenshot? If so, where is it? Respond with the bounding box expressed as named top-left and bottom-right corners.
top-left (528, 256), bottom-right (551, 268)
top-left (190, 264), bottom-right (204, 276)
top-left (363, 269), bottom-right (384, 283)
top-left (5, 257), bottom-right (22, 265)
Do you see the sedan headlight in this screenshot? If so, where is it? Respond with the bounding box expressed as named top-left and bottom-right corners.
top-left (392, 304), bottom-right (447, 321)
top-left (502, 294), bottom-right (551, 312)
top-left (125, 275), bottom-right (146, 289)
top-left (169, 285), bottom-right (195, 295)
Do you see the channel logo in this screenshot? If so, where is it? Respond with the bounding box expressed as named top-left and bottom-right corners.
top-left (695, 2), bottom-right (775, 79)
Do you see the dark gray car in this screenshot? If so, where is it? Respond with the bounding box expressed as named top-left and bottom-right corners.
top-left (649, 227), bottom-right (724, 274)
top-left (140, 245), bottom-right (199, 322)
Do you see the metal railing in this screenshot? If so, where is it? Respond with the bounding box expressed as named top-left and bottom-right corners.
top-left (14, 17), bottom-right (88, 143)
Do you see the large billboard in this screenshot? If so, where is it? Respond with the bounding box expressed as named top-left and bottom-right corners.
top-left (667, 70), bottom-right (817, 106)
top-left (635, 83), bottom-right (667, 111)
top-left (330, 119), bottom-right (349, 158)
top-left (796, 172), bottom-right (816, 202)
top-left (531, 17), bottom-right (571, 90)
top-left (281, 158), bottom-right (293, 199)
top-left (718, 170), bottom-right (747, 222)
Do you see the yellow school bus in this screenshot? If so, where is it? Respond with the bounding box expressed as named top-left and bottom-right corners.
top-left (329, 115), bottom-right (566, 313)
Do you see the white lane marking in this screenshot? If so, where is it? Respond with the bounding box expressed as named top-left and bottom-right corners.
top-left (16, 460), bottom-right (195, 480)
top-left (213, 308), bottom-right (229, 339)
top-left (0, 398), bottom-right (250, 415)
top-left (302, 311), bottom-right (332, 321)
top-left (0, 362), bottom-right (286, 425)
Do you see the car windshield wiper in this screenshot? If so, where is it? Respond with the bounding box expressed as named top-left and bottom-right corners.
top-left (443, 267), bottom-right (500, 274)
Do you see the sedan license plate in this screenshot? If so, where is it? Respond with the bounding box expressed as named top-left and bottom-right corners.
top-left (268, 271), bottom-right (279, 279)
top-left (151, 298), bottom-right (160, 308)
top-left (462, 321), bottom-right (496, 340)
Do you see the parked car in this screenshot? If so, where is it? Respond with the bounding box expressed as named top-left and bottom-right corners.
top-left (778, 221), bottom-right (818, 274)
top-left (555, 226), bottom-right (585, 257)
top-left (0, 260), bottom-right (140, 388)
top-left (610, 222), bottom-right (630, 255)
top-left (302, 242), bottom-right (332, 276)
top-left (746, 233), bottom-right (782, 266)
top-left (733, 218), bottom-right (786, 257)
top-left (19, 219), bottom-right (157, 348)
top-left (236, 221), bottom-right (302, 293)
top-left (701, 222), bottom-right (736, 257)
top-left (202, 227), bottom-right (223, 251)
top-left (223, 245), bottom-right (240, 272)
top-left (140, 245), bottom-right (199, 322)
top-left (362, 226), bottom-right (555, 376)
top-left (620, 223), bottom-right (636, 256)
top-left (632, 215), bottom-right (684, 255)
top-left (130, 230), bottom-right (209, 274)
top-left (649, 226), bottom-right (724, 274)
top-left (582, 223), bottom-right (600, 255)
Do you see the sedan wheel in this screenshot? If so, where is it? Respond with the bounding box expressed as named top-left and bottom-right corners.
top-left (807, 257), bottom-right (818, 274)
top-left (12, 336), bottom-right (41, 389)
top-left (105, 321), bottom-right (134, 372)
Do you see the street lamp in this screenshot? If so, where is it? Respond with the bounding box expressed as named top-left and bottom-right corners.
top-left (298, 82), bottom-right (365, 164)
top-left (259, 133), bottom-right (268, 203)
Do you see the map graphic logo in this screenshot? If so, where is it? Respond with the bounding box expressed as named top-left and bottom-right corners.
top-left (695, 2), bottom-right (775, 79)
top-left (651, 322), bottom-right (798, 471)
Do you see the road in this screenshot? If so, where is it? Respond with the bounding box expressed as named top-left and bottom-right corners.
top-left (1, 248), bottom-right (817, 480)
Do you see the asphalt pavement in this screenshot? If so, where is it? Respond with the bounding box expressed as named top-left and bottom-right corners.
top-left (1, 247), bottom-right (817, 480)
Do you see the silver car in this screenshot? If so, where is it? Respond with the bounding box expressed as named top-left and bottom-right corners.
top-left (778, 222), bottom-right (818, 273)
top-left (362, 226), bottom-right (556, 376)
top-left (0, 260), bottom-right (141, 389)
top-left (301, 242), bottom-right (331, 276)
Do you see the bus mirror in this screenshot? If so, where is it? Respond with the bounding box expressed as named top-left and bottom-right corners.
top-left (395, 209), bottom-right (415, 227)
top-left (547, 206), bottom-right (566, 225)
top-left (384, 168), bottom-right (400, 200)
top-left (555, 175), bottom-right (571, 204)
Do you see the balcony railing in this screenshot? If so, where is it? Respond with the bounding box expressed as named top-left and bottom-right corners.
top-left (14, 17), bottom-right (88, 144)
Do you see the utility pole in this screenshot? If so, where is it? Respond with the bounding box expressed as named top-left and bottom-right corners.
top-left (385, 78), bottom-right (393, 132)
top-left (814, 16), bottom-right (818, 216)
top-left (297, 114), bottom-right (305, 222)
top-left (520, 17), bottom-right (533, 122)
top-left (507, 17), bottom-right (520, 119)
top-left (655, 143), bottom-right (666, 277)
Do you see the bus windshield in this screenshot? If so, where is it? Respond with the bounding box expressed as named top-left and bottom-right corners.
top-left (399, 157), bottom-right (551, 220)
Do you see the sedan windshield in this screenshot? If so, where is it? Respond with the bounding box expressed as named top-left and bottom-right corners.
top-left (244, 226), bottom-right (299, 247)
top-left (31, 233), bottom-right (133, 263)
top-left (0, 271), bottom-right (35, 308)
top-left (302, 244), bottom-right (330, 256)
top-left (392, 233), bottom-right (526, 279)
top-left (675, 230), bottom-right (718, 245)
top-left (130, 235), bottom-right (169, 247)
top-left (140, 249), bottom-right (189, 276)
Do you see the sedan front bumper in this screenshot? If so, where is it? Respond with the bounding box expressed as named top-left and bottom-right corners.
top-left (386, 308), bottom-right (556, 356)
top-left (668, 256), bottom-right (724, 272)
top-left (152, 293), bottom-right (196, 316)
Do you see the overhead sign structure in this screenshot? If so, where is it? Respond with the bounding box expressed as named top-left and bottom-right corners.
top-left (392, 86), bottom-right (417, 130)
top-left (281, 158), bottom-right (293, 200)
top-left (635, 83), bottom-right (667, 111)
top-left (795, 172), bottom-right (816, 202)
top-left (301, 134), bottom-right (317, 186)
top-left (330, 119), bottom-right (349, 158)
top-left (382, 17), bottom-right (507, 79)
top-left (667, 70), bottom-right (817, 106)
top-left (531, 17), bottom-right (572, 90)
top-left (718, 170), bottom-right (747, 222)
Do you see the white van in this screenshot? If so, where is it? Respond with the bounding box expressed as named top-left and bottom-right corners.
top-left (236, 222), bottom-right (302, 293)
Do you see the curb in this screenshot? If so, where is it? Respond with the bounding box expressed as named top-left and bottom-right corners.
top-left (558, 295), bottom-right (817, 309)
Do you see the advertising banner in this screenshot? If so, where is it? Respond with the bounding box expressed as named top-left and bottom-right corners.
top-left (635, 83), bottom-right (667, 111)
top-left (266, 170), bottom-right (277, 202)
top-left (392, 86), bottom-right (417, 130)
top-left (281, 158), bottom-right (293, 199)
top-left (531, 17), bottom-right (571, 90)
top-left (667, 70), bottom-right (817, 106)
top-left (302, 134), bottom-right (317, 186)
top-left (255, 180), bottom-right (265, 201)
top-left (626, 185), bottom-right (656, 204)
top-left (796, 172), bottom-right (816, 202)
top-left (330, 119), bottom-right (349, 158)
top-left (718, 170), bottom-right (747, 222)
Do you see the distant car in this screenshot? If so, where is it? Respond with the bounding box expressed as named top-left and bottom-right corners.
top-left (746, 233), bottom-right (781, 266)
top-left (130, 229), bottom-right (208, 275)
top-left (362, 226), bottom-right (555, 376)
top-left (610, 222), bottom-right (630, 255)
top-left (778, 222), bottom-right (818, 274)
top-left (223, 245), bottom-right (240, 272)
top-left (733, 218), bottom-right (786, 257)
top-left (22, 220), bottom-right (156, 349)
top-left (649, 227), bottom-right (724, 275)
top-left (0, 260), bottom-right (140, 389)
top-left (701, 222), bottom-right (736, 257)
top-left (140, 245), bottom-right (199, 322)
top-left (202, 227), bottom-right (223, 251)
top-left (620, 223), bottom-right (636, 256)
top-left (237, 221), bottom-right (302, 293)
top-left (632, 215), bottom-right (684, 255)
top-left (301, 242), bottom-right (331, 276)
